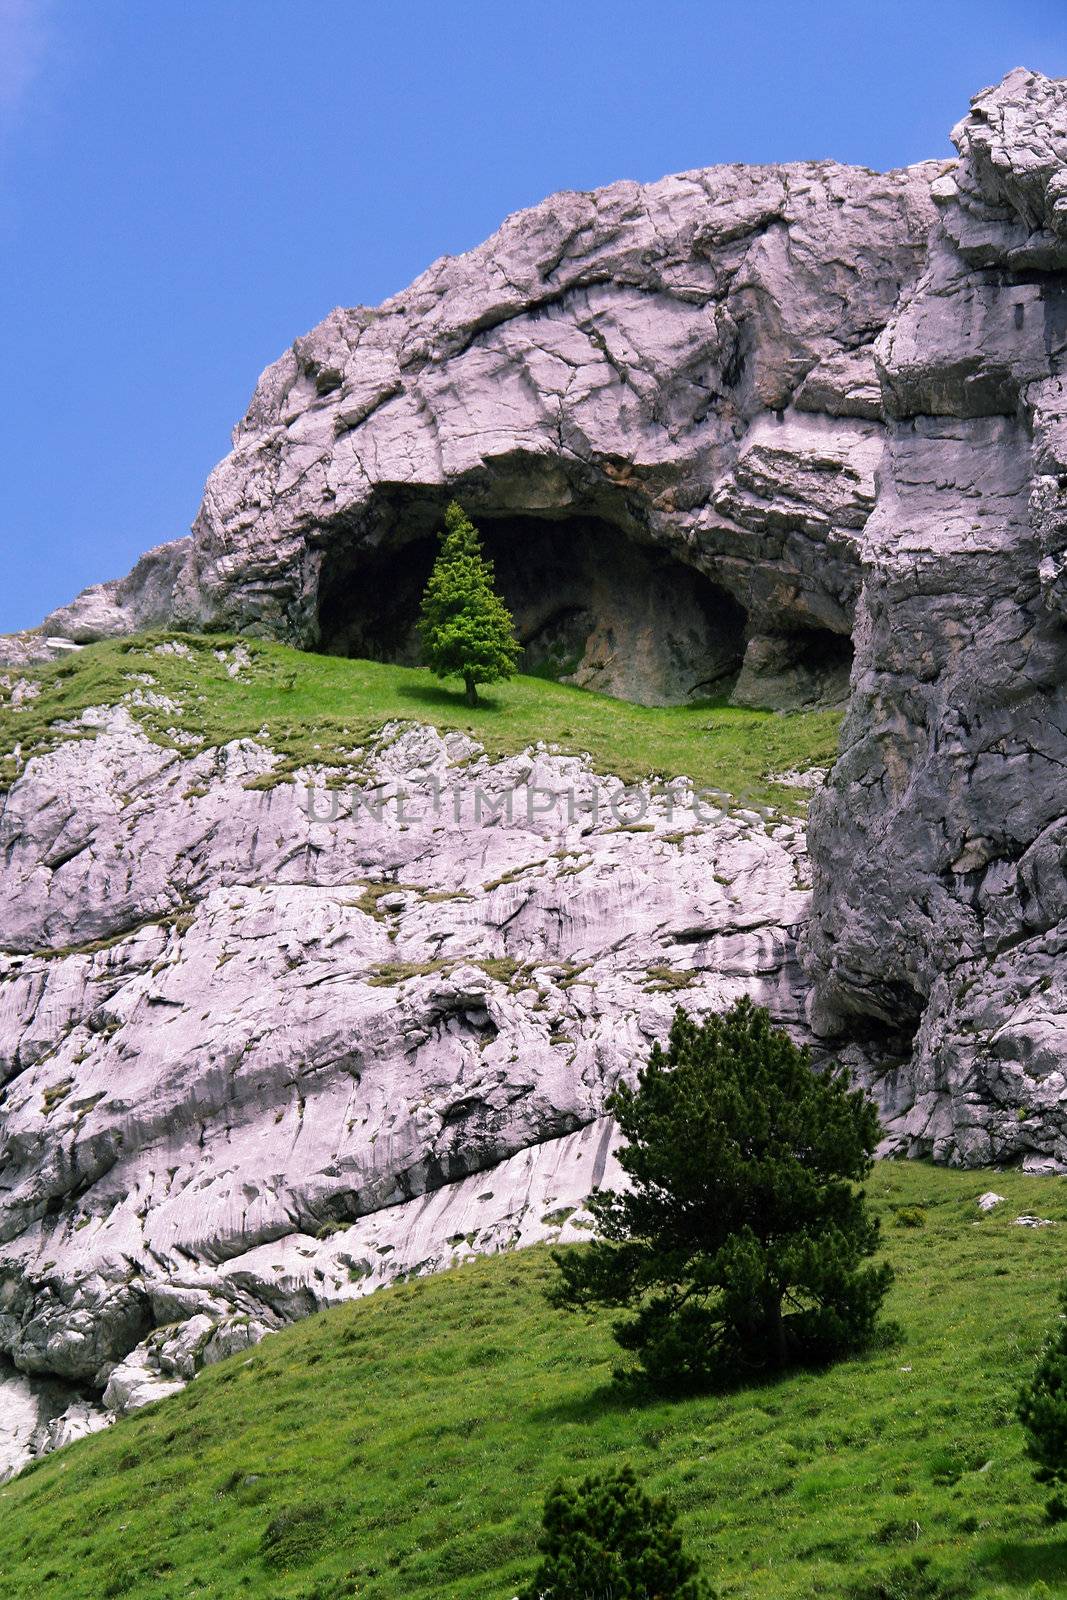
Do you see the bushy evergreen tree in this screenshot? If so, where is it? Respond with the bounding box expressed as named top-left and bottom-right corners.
top-left (418, 501), bottom-right (520, 706)
top-left (1019, 1287), bottom-right (1067, 1521)
top-left (550, 998), bottom-right (893, 1391)
top-left (519, 1464), bottom-right (710, 1600)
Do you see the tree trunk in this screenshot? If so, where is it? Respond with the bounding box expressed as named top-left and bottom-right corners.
top-left (766, 1288), bottom-right (787, 1368)
top-left (464, 674), bottom-right (478, 708)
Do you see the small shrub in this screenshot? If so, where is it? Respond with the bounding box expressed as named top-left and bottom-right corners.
top-left (315, 1219), bottom-right (350, 1239)
top-left (260, 1501), bottom-right (332, 1570)
top-left (100, 1569), bottom-right (139, 1598)
top-left (876, 1518), bottom-right (923, 1546)
top-left (846, 1554), bottom-right (965, 1599)
top-left (1019, 1286), bottom-right (1067, 1520)
top-left (221, 1471), bottom-right (271, 1506)
top-left (518, 1464), bottom-right (711, 1600)
top-left (895, 1207), bottom-right (926, 1229)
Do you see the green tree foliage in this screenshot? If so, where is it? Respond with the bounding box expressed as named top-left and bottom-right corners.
top-left (550, 997), bottom-right (894, 1392)
top-left (418, 501), bottom-right (520, 706)
top-left (1019, 1286), bottom-right (1067, 1521)
top-left (519, 1464), bottom-right (711, 1600)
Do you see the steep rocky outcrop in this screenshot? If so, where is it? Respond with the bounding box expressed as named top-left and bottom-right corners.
top-left (805, 71), bottom-right (1067, 1170)
top-left (2, 68), bottom-right (1067, 1473)
top-left (166, 156), bottom-right (925, 713)
top-left (23, 149), bottom-right (940, 708)
top-left (0, 670), bottom-right (812, 1474)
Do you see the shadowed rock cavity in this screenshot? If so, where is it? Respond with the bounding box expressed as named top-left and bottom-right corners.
top-left (732, 627), bottom-right (854, 712)
top-left (317, 509), bottom-right (756, 706)
top-left (316, 506), bottom-right (850, 708)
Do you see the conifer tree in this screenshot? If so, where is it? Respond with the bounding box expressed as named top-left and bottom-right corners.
top-left (519, 1464), bottom-right (710, 1600)
top-left (418, 501), bottom-right (520, 706)
top-left (549, 997), bottom-right (894, 1392)
top-left (1019, 1287), bottom-right (1067, 1521)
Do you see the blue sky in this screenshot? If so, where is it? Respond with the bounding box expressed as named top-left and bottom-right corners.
top-left (3, 1), bottom-right (1067, 633)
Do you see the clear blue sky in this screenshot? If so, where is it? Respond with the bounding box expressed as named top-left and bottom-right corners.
top-left (3, 0), bottom-right (1066, 633)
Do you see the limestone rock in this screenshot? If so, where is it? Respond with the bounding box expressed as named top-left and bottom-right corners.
top-left (804, 69), bottom-right (1067, 1173)
top-left (0, 711), bottom-right (812, 1476)
top-left (0, 1367), bottom-right (107, 1482)
top-left (17, 160), bottom-right (942, 705)
top-left (102, 1350), bottom-right (185, 1418)
top-left (40, 539), bottom-right (191, 647)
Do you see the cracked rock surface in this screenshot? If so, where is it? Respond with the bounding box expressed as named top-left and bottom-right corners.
top-left (20, 140), bottom-right (939, 709)
top-left (0, 714), bottom-right (812, 1476)
top-left (804, 70), bottom-right (1067, 1171)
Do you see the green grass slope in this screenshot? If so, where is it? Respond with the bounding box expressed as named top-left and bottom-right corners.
top-left (1, 1163), bottom-right (1065, 1600)
top-left (0, 633), bottom-right (842, 813)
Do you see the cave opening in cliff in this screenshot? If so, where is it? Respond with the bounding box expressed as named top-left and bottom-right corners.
top-left (316, 511), bottom-right (751, 707)
top-left (732, 625), bottom-right (854, 711)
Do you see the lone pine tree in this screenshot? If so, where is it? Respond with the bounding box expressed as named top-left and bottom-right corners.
top-left (550, 997), bottom-right (894, 1392)
top-left (418, 501), bottom-right (520, 706)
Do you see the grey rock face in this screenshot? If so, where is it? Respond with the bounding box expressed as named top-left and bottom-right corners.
top-left (0, 701), bottom-right (813, 1474)
top-left (17, 157), bottom-right (940, 701)
top-left (40, 539), bottom-right (191, 645)
top-left (0, 539), bottom-right (190, 669)
top-left (99, 65), bottom-right (1056, 1176)
top-left (804, 70), bottom-right (1067, 1170)
top-left (164, 162), bottom-right (931, 710)
top-left (0, 1365), bottom-right (104, 1483)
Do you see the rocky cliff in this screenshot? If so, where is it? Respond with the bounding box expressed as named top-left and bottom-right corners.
top-left (38, 135), bottom-right (941, 708)
top-left (2, 68), bottom-right (1066, 1474)
top-left (805, 71), bottom-right (1067, 1170)
top-left (0, 666), bottom-right (813, 1473)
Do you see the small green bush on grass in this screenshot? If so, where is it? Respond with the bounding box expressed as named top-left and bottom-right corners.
top-left (1019, 1285), bottom-right (1067, 1521)
top-left (518, 1463), bottom-right (711, 1598)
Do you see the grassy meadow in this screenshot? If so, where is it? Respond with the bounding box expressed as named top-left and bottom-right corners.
top-left (0, 1162), bottom-right (1065, 1600)
top-left (0, 633), bottom-right (842, 813)
top-left (6, 633), bottom-right (1059, 1599)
